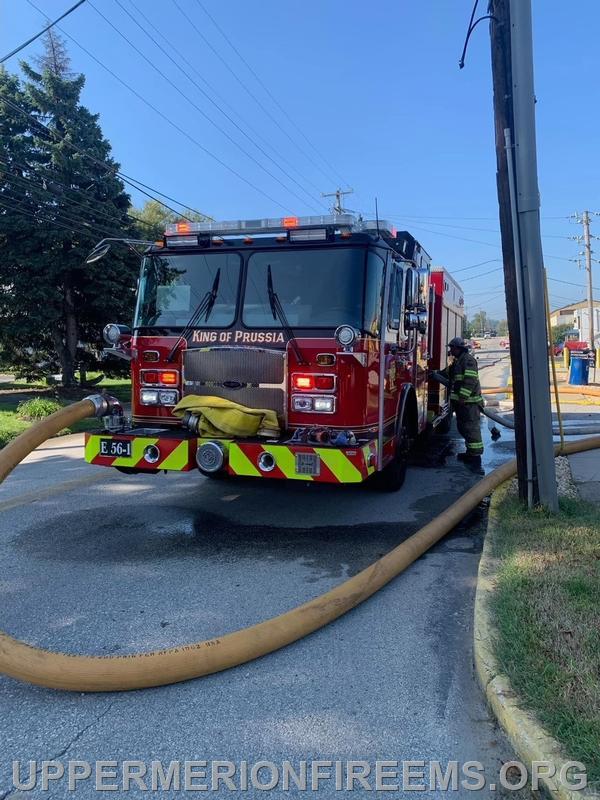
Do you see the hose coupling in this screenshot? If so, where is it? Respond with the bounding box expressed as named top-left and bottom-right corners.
top-left (181, 411), bottom-right (201, 434)
top-left (85, 394), bottom-right (124, 418)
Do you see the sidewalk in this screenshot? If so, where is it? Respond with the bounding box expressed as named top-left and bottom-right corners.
top-left (568, 448), bottom-right (600, 504)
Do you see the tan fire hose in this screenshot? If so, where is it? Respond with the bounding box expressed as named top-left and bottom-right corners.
top-left (1, 396), bottom-right (599, 692)
top-left (482, 385), bottom-right (600, 396)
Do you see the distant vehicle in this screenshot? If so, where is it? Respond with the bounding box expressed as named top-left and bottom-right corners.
top-left (483, 332), bottom-right (491, 339)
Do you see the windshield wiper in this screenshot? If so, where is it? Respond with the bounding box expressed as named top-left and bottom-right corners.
top-left (166, 268), bottom-right (221, 363)
top-left (267, 264), bottom-right (307, 366)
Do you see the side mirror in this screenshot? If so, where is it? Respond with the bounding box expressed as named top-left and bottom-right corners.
top-left (86, 243), bottom-right (112, 264)
top-left (404, 310), bottom-right (427, 335)
top-left (103, 323), bottom-right (132, 346)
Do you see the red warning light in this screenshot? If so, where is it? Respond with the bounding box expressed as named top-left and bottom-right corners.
top-left (282, 216), bottom-right (299, 229)
top-left (176, 222), bottom-right (191, 234)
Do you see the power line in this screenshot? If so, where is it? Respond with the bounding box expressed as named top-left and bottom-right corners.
top-left (448, 258), bottom-right (501, 274)
top-left (375, 212), bottom-right (569, 221)
top-left (123, 0), bottom-right (326, 207)
top-left (0, 88), bottom-right (194, 222)
top-left (383, 214), bottom-right (571, 240)
top-left (0, 0), bottom-right (86, 63)
top-left (465, 284), bottom-right (504, 295)
top-left (193, 0), bottom-right (349, 189)
top-left (24, 0), bottom-right (291, 215)
top-left (459, 267), bottom-right (504, 281)
top-left (1, 186), bottom-right (131, 239)
top-left (0, 162), bottom-right (151, 234)
top-left (0, 156), bottom-right (157, 231)
top-left (548, 275), bottom-right (600, 292)
top-left (103, 0), bottom-right (322, 213)
top-left (0, 192), bottom-right (129, 240)
top-left (13, 4), bottom-right (208, 220)
top-left (379, 218), bottom-right (575, 262)
top-left (176, 0), bottom-right (346, 190)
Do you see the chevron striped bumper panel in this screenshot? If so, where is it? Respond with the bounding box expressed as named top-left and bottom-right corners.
top-left (85, 432), bottom-right (196, 471)
top-left (226, 441), bottom-right (378, 483)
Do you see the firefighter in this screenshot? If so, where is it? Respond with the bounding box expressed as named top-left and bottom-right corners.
top-left (440, 336), bottom-right (484, 465)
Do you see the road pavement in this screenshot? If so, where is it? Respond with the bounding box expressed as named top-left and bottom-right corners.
top-left (0, 355), bottom-right (527, 799)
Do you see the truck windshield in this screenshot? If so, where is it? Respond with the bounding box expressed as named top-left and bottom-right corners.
top-left (134, 252), bottom-right (241, 328)
top-left (243, 247), bottom-right (367, 328)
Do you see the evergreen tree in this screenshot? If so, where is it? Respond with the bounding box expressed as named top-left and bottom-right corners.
top-left (0, 33), bottom-right (139, 385)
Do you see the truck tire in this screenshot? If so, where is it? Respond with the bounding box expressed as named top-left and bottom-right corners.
top-left (370, 424), bottom-right (409, 492)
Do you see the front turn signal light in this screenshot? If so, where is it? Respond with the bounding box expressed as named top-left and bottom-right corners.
top-left (159, 370), bottom-right (178, 385)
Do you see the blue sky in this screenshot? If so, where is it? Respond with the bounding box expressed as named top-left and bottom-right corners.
top-left (2, 0), bottom-right (599, 320)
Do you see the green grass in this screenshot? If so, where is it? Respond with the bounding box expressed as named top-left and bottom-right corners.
top-left (0, 410), bottom-right (29, 448)
top-left (93, 376), bottom-right (131, 403)
top-left (0, 375), bottom-right (131, 447)
top-left (491, 495), bottom-right (600, 785)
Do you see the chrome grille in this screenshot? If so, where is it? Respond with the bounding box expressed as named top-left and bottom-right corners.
top-left (183, 347), bottom-right (286, 418)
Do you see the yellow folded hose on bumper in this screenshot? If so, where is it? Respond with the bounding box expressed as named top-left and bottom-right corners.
top-left (1, 396), bottom-right (600, 692)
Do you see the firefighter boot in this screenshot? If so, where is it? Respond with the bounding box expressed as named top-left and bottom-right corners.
top-left (457, 452), bottom-right (481, 464)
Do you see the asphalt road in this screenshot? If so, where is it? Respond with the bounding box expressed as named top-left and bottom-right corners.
top-left (0, 359), bottom-right (527, 799)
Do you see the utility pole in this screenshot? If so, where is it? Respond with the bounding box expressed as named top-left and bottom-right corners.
top-left (581, 211), bottom-right (595, 352)
top-left (489, 0), bottom-right (558, 510)
top-left (489, 0), bottom-right (528, 502)
top-left (322, 188), bottom-right (353, 215)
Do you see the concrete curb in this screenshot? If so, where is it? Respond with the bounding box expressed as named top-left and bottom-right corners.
top-left (473, 484), bottom-right (600, 800)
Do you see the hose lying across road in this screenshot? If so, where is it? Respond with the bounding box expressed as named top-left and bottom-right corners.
top-left (482, 385), bottom-right (600, 397)
top-left (482, 405), bottom-right (600, 436)
top-left (1, 396), bottom-right (600, 693)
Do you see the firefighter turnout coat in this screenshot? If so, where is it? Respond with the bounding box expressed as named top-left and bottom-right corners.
top-left (440, 350), bottom-right (484, 456)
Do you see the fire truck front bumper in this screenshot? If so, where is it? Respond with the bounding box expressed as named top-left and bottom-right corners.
top-left (84, 430), bottom-right (197, 471)
top-left (85, 430), bottom-right (379, 483)
top-left (224, 441), bottom-right (378, 483)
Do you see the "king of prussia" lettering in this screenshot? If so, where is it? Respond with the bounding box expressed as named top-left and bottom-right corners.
top-left (191, 330), bottom-right (286, 344)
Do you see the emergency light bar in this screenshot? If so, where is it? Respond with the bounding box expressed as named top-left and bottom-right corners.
top-left (164, 214), bottom-right (396, 239)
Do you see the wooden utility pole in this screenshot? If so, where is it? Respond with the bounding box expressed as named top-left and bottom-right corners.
top-left (489, 0), bottom-right (558, 510)
top-left (489, 0), bottom-right (528, 501)
top-left (582, 211), bottom-right (596, 352)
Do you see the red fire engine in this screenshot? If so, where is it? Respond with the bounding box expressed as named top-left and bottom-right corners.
top-left (85, 214), bottom-right (464, 490)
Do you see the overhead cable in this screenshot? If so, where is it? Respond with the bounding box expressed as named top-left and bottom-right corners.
top-left (177, 0), bottom-right (347, 189)
top-left (108, 0), bottom-right (323, 213)
top-left (119, 0), bottom-right (326, 211)
top-left (0, 0), bottom-right (86, 63)
top-left (0, 89), bottom-right (194, 223)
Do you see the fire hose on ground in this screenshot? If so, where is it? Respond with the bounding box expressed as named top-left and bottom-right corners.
top-left (0, 395), bottom-right (600, 693)
top-left (431, 373), bottom-right (600, 436)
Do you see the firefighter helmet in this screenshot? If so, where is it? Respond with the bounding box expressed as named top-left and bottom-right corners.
top-left (448, 336), bottom-right (468, 350)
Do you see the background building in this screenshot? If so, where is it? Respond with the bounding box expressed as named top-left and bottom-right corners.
top-left (550, 299), bottom-right (600, 336)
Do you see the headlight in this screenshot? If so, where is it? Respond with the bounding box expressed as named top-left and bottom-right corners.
top-left (313, 396), bottom-right (335, 413)
top-left (140, 389), bottom-right (159, 405)
top-left (158, 389), bottom-right (179, 406)
top-left (292, 395), bottom-right (335, 413)
top-left (292, 395), bottom-right (313, 411)
top-left (335, 325), bottom-right (357, 348)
